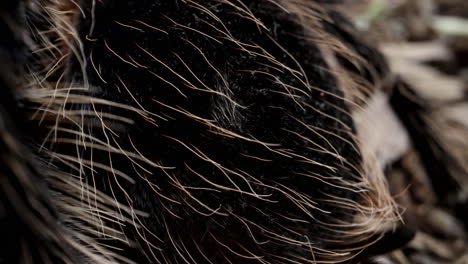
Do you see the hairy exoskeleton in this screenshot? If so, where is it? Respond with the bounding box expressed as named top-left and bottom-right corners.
top-left (4, 0), bottom-right (466, 263)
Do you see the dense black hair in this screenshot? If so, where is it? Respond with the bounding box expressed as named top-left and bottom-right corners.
top-left (1, 1), bottom-right (440, 263)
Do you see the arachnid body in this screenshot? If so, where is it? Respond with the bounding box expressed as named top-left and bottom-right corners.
top-left (1, 1), bottom-right (466, 263)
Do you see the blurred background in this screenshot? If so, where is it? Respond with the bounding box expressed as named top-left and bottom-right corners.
top-left (339, 1), bottom-right (468, 263)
